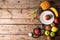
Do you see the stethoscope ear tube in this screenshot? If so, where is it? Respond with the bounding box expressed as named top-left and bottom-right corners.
top-left (32, 33), bottom-right (40, 38)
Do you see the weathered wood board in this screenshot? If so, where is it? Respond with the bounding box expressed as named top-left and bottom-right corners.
top-left (0, 35), bottom-right (39, 40)
top-left (0, 18), bottom-right (41, 24)
top-left (0, 35), bottom-right (59, 40)
top-left (53, 36), bottom-right (60, 40)
top-left (0, 0), bottom-right (42, 8)
top-left (0, 25), bottom-right (44, 35)
top-left (0, 0), bottom-right (59, 40)
top-left (0, 9), bottom-right (36, 18)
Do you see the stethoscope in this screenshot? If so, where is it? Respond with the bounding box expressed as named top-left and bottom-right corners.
top-left (28, 24), bottom-right (45, 38)
top-left (28, 0), bottom-right (59, 38)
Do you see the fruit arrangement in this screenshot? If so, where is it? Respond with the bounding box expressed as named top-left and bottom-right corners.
top-left (45, 25), bottom-right (58, 37)
top-left (28, 0), bottom-right (59, 40)
top-left (40, 1), bottom-right (59, 39)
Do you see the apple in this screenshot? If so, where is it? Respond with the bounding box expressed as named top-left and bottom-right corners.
top-left (51, 26), bottom-right (58, 32)
top-left (54, 18), bottom-right (59, 24)
top-left (34, 29), bottom-right (40, 35)
top-left (45, 26), bottom-right (51, 30)
top-left (45, 15), bottom-right (51, 20)
top-left (46, 36), bottom-right (51, 40)
top-left (50, 32), bottom-right (55, 37)
top-left (45, 30), bottom-right (50, 36)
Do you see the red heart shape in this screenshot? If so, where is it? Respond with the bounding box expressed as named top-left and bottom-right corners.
top-left (34, 29), bottom-right (40, 35)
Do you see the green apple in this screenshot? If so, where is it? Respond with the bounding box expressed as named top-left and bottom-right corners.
top-left (45, 30), bottom-right (50, 36)
top-left (50, 32), bottom-right (55, 37)
top-left (51, 26), bottom-right (58, 32)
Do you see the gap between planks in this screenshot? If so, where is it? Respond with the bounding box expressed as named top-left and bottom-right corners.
top-left (0, 9), bottom-right (38, 18)
top-left (0, 35), bottom-right (59, 40)
top-left (0, 35), bottom-right (39, 40)
top-left (0, 18), bottom-right (41, 24)
top-left (0, 25), bottom-right (44, 35)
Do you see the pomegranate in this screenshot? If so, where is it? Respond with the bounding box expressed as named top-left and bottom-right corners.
top-left (54, 18), bottom-right (59, 24)
top-left (45, 15), bottom-right (51, 20)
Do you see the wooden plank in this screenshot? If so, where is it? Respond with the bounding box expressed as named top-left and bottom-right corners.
top-left (56, 25), bottom-right (60, 36)
top-left (37, 35), bottom-right (60, 40)
top-left (0, 25), bottom-right (44, 34)
top-left (2, 35), bottom-right (56, 40)
top-left (53, 36), bottom-right (60, 40)
top-left (0, 0), bottom-right (42, 8)
top-left (0, 0), bottom-right (60, 9)
top-left (0, 35), bottom-right (38, 40)
top-left (38, 35), bottom-right (47, 40)
top-left (0, 18), bottom-right (41, 24)
top-left (56, 30), bottom-right (60, 36)
top-left (0, 9), bottom-right (36, 18)
top-left (0, 35), bottom-right (46, 40)
top-left (5, 0), bottom-right (41, 5)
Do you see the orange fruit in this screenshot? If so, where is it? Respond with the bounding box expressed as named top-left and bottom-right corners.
top-left (40, 1), bottom-right (50, 10)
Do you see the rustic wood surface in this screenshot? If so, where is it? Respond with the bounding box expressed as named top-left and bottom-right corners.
top-left (0, 0), bottom-right (60, 40)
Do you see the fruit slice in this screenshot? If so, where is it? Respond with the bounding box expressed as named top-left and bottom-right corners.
top-left (50, 32), bottom-right (55, 37)
top-left (40, 1), bottom-right (50, 10)
top-left (51, 26), bottom-right (58, 32)
top-left (50, 7), bottom-right (58, 17)
top-left (45, 30), bottom-right (50, 36)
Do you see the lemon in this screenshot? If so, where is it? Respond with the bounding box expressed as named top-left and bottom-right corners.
top-left (51, 26), bottom-right (58, 32)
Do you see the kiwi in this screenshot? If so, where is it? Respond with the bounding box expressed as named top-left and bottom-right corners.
top-left (46, 36), bottom-right (51, 40)
top-left (45, 26), bottom-right (51, 30)
top-left (50, 23), bottom-right (55, 27)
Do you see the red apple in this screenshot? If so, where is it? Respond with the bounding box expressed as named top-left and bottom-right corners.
top-left (45, 15), bottom-right (51, 20)
top-left (54, 18), bottom-right (59, 24)
top-left (34, 29), bottom-right (40, 35)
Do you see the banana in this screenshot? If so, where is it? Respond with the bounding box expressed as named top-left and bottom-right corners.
top-left (50, 7), bottom-right (58, 17)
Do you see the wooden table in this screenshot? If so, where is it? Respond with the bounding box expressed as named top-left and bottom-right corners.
top-left (0, 0), bottom-right (60, 40)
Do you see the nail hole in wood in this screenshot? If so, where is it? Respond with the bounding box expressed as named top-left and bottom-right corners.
top-left (18, 1), bottom-right (20, 3)
top-left (2, 0), bottom-right (5, 2)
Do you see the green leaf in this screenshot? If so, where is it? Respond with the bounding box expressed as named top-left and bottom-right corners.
top-left (32, 8), bottom-right (39, 14)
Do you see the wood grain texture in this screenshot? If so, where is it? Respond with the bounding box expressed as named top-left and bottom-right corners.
top-left (0, 35), bottom-right (59, 40)
top-left (53, 36), bottom-right (60, 40)
top-left (0, 0), bottom-right (42, 8)
top-left (0, 0), bottom-right (59, 40)
top-left (0, 35), bottom-right (39, 40)
top-left (0, 25), bottom-right (44, 34)
top-left (0, 9), bottom-right (36, 18)
top-left (56, 30), bottom-right (60, 36)
top-left (0, 18), bottom-right (41, 24)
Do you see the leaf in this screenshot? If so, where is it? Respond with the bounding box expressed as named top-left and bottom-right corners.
top-left (32, 8), bottom-right (39, 14)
